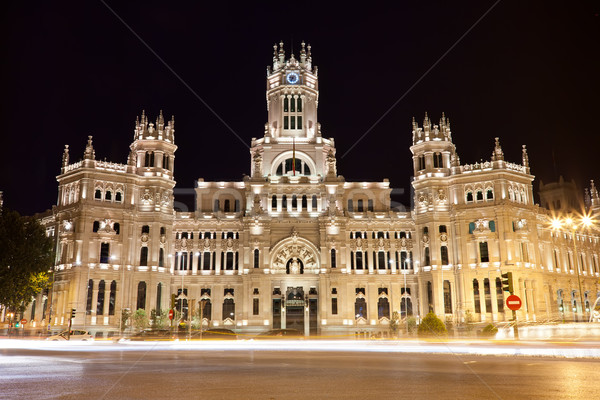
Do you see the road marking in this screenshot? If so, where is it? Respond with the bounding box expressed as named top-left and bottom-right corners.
top-left (463, 361), bottom-right (477, 364)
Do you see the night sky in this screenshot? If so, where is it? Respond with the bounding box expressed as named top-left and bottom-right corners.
top-left (2, 1), bottom-right (599, 215)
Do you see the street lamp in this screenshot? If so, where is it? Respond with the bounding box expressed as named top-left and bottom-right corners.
top-left (551, 214), bottom-right (594, 322)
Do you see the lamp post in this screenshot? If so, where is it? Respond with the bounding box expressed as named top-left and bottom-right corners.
top-left (551, 215), bottom-right (593, 322)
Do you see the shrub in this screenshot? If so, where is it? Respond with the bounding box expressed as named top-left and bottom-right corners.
top-left (417, 312), bottom-right (448, 337)
top-left (406, 316), bottom-right (417, 334)
top-left (481, 323), bottom-right (498, 337)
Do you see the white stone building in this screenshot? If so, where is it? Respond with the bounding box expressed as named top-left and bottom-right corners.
top-left (22, 43), bottom-right (600, 337)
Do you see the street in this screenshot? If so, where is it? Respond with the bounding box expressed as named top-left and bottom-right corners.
top-left (1, 340), bottom-right (599, 399)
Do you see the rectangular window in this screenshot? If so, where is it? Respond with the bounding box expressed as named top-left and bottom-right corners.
top-left (254, 249), bottom-right (260, 268)
top-left (331, 249), bottom-right (336, 269)
top-left (100, 243), bottom-right (110, 264)
top-left (284, 116), bottom-right (289, 129)
top-left (332, 298), bottom-right (338, 315)
top-left (297, 116), bottom-right (302, 129)
top-left (291, 116), bottom-right (296, 129)
top-left (356, 251), bottom-right (363, 269)
top-left (253, 298), bottom-right (259, 315)
top-left (479, 242), bottom-right (489, 263)
top-left (290, 97), bottom-right (295, 112)
top-left (378, 251), bottom-right (386, 270)
top-left (226, 252), bottom-right (234, 270)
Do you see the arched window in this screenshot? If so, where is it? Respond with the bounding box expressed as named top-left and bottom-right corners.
top-left (378, 251), bottom-right (386, 270)
top-left (141, 225), bottom-right (150, 234)
top-left (486, 189), bottom-right (494, 200)
top-left (115, 191), bottom-right (122, 202)
top-left (283, 97), bottom-right (289, 112)
top-left (140, 247), bottom-right (148, 266)
top-left (476, 190), bottom-right (484, 201)
top-left (357, 199), bottom-right (364, 212)
top-left (495, 278), bottom-right (504, 313)
top-left (156, 283), bottom-right (162, 313)
top-left (95, 189), bottom-right (102, 200)
top-left (355, 298), bottom-right (367, 319)
top-left (433, 152), bottom-right (443, 168)
top-left (159, 248), bottom-right (164, 267)
top-left (137, 282), bottom-right (146, 310)
top-left (368, 199), bottom-right (374, 212)
top-left (418, 155), bottom-right (426, 171)
top-left (440, 246), bottom-right (449, 265)
top-left (330, 249), bottom-right (337, 269)
top-left (466, 192), bottom-right (473, 202)
top-left (473, 279), bottom-right (481, 313)
top-left (377, 297), bottom-right (390, 319)
top-left (213, 199), bottom-right (220, 212)
top-left (443, 280), bottom-right (452, 314)
top-left (254, 249), bottom-right (260, 269)
top-left (347, 199), bottom-right (354, 212)
top-left (105, 191), bottom-right (112, 201)
top-left (97, 280), bottom-right (105, 315)
top-left (86, 279), bottom-right (94, 315)
top-left (109, 281), bottom-right (116, 316)
top-left (312, 195), bottom-right (317, 210)
top-left (301, 195), bottom-right (308, 209)
top-left (223, 298), bottom-right (235, 320)
top-left (272, 195), bottom-right (277, 209)
top-left (427, 281), bottom-right (433, 312)
top-left (282, 195), bottom-right (287, 208)
top-left (224, 199), bottom-right (231, 212)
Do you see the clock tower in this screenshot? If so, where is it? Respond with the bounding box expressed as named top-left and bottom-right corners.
top-left (251, 42), bottom-right (334, 179)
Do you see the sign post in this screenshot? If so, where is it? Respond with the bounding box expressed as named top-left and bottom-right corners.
top-left (506, 294), bottom-right (522, 340)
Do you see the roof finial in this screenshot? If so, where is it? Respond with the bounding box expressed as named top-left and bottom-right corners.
top-left (522, 145), bottom-right (529, 167)
top-left (491, 137), bottom-right (504, 161)
top-left (84, 135), bottom-right (95, 160)
top-left (62, 144), bottom-right (70, 168)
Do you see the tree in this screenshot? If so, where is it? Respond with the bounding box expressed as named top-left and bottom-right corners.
top-left (417, 312), bottom-right (448, 337)
top-left (389, 311), bottom-right (401, 337)
top-left (0, 208), bottom-right (54, 313)
top-left (132, 309), bottom-right (149, 331)
top-left (150, 309), bottom-right (168, 330)
top-left (120, 308), bottom-right (131, 332)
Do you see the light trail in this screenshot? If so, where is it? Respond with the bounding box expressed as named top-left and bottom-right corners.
top-left (1, 339), bottom-right (598, 358)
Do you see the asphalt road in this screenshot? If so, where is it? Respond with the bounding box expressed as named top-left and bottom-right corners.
top-left (1, 344), bottom-right (598, 400)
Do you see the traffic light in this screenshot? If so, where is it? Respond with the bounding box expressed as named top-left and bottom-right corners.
top-left (15, 321), bottom-right (20, 328)
top-left (501, 272), bottom-right (514, 294)
top-left (71, 308), bottom-right (76, 319)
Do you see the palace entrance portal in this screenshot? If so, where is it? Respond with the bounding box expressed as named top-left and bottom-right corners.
top-left (272, 286), bottom-right (318, 336)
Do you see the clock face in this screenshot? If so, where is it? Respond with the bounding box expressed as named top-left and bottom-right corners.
top-left (286, 72), bottom-right (299, 84)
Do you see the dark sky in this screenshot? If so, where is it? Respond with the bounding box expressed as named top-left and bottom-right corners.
top-left (2, 1), bottom-right (599, 215)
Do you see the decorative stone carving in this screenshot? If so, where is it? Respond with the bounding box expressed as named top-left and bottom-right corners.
top-left (141, 189), bottom-right (153, 205)
top-left (349, 237), bottom-right (368, 250)
top-left (224, 238), bottom-right (239, 251)
top-left (397, 237), bottom-right (413, 250)
top-left (253, 151), bottom-right (263, 176)
top-left (437, 189), bottom-right (447, 203)
top-left (376, 237), bottom-right (390, 250)
top-left (422, 234), bottom-right (430, 245)
top-left (326, 149), bottom-right (337, 176)
top-left (440, 232), bottom-right (448, 244)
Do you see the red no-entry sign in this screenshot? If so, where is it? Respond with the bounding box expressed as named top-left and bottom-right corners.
top-left (168, 309), bottom-right (174, 320)
top-left (20, 319), bottom-right (27, 325)
top-left (506, 295), bottom-right (522, 311)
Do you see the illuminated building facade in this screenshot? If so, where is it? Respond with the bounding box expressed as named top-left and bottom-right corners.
top-left (25, 43), bottom-right (600, 336)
